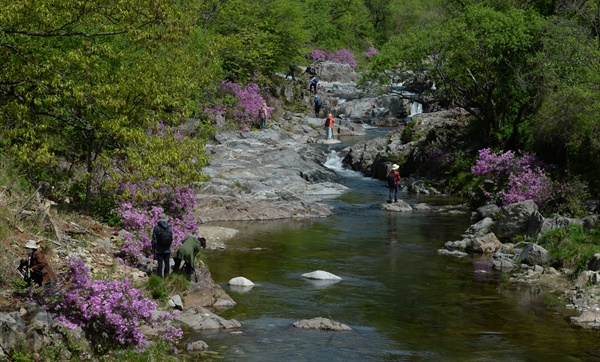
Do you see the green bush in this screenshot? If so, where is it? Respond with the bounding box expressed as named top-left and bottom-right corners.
top-left (538, 225), bottom-right (600, 274)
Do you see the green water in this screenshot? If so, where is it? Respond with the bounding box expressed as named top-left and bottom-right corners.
top-left (197, 163), bottom-right (600, 361)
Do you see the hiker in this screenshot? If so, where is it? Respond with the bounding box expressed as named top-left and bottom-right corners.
top-left (173, 235), bottom-right (207, 276)
top-left (325, 113), bottom-right (335, 140)
top-left (309, 76), bottom-right (319, 94)
top-left (286, 63), bottom-right (298, 80)
top-left (314, 96), bottom-right (323, 118)
top-left (258, 103), bottom-right (269, 130)
top-left (20, 239), bottom-right (56, 287)
top-left (152, 213), bottom-right (173, 278)
top-left (387, 164), bottom-right (401, 203)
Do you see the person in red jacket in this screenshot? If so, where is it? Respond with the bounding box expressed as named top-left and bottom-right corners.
top-left (325, 114), bottom-right (335, 140)
top-left (387, 164), bottom-right (401, 203)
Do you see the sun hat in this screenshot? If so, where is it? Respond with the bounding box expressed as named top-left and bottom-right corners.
top-left (392, 164), bottom-right (399, 170)
top-left (24, 239), bottom-right (38, 249)
top-left (157, 213), bottom-right (168, 222)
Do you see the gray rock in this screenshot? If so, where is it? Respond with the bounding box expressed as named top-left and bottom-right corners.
top-left (437, 249), bottom-right (468, 257)
top-left (465, 217), bottom-right (495, 237)
top-left (0, 313), bottom-right (26, 351)
top-left (516, 242), bottom-right (552, 267)
top-left (169, 295), bottom-right (184, 310)
top-left (292, 317), bottom-right (352, 331)
top-left (186, 340), bottom-right (209, 352)
top-left (381, 200), bottom-right (412, 212)
top-left (444, 239), bottom-right (469, 251)
top-left (175, 307), bottom-right (241, 331)
top-left (493, 200), bottom-right (538, 240)
top-left (473, 204), bottom-right (501, 222)
top-left (184, 266), bottom-right (237, 310)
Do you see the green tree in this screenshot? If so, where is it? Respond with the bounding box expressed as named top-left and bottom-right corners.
top-left (366, 4), bottom-right (546, 147)
top-left (0, 0), bottom-right (219, 213)
top-left (207, 0), bottom-right (309, 82)
top-left (300, 0), bottom-right (375, 50)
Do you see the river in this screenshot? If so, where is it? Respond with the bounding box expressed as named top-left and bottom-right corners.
top-left (198, 132), bottom-right (600, 361)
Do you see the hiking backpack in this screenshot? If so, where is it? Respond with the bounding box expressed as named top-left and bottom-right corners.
top-left (156, 224), bottom-right (173, 246)
top-left (387, 171), bottom-right (397, 188)
top-left (324, 117), bottom-right (331, 127)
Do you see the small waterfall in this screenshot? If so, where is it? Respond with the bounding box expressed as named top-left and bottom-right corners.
top-left (409, 102), bottom-right (423, 117)
top-left (323, 151), bottom-right (361, 178)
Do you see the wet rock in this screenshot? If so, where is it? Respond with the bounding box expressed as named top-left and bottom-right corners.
top-left (381, 200), bottom-right (412, 212)
top-left (186, 340), bottom-right (209, 352)
top-left (293, 317), bottom-right (352, 331)
top-left (228, 277), bottom-right (254, 286)
top-left (437, 249), bottom-right (468, 257)
top-left (301, 270), bottom-right (342, 281)
top-left (184, 267), bottom-right (236, 310)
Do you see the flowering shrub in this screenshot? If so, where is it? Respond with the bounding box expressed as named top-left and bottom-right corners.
top-left (471, 148), bottom-right (551, 206)
top-left (423, 146), bottom-right (456, 178)
top-left (116, 182), bottom-right (199, 264)
top-left (364, 47), bottom-right (379, 59)
top-left (307, 49), bottom-right (357, 69)
top-left (36, 259), bottom-right (182, 349)
top-left (469, 148), bottom-right (590, 214)
top-left (203, 78), bottom-right (280, 130)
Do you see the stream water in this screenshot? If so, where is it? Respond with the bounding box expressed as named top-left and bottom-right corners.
top-left (196, 132), bottom-right (600, 361)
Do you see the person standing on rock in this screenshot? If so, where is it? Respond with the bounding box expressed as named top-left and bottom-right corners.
top-left (314, 96), bottom-right (323, 118)
top-left (324, 113), bottom-right (335, 140)
top-left (20, 239), bottom-right (57, 287)
top-left (258, 103), bottom-right (269, 130)
top-left (152, 213), bottom-right (173, 278)
top-left (387, 164), bottom-right (401, 203)
top-left (309, 76), bottom-right (319, 94)
top-left (173, 235), bottom-right (206, 277)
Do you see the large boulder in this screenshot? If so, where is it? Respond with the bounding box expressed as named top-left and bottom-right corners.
top-left (175, 306), bottom-right (241, 331)
top-left (515, 242), bottom-right (552, 267)
top-left (527, 213), bottom-right (583, 240)
top-left (493, 200), bottom-right (538, 240)
top-left (184, 267), bottom-right (236, 310)
top-left (312, 61), bottom-right (357, 83)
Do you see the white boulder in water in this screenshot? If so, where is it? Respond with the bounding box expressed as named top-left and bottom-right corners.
top-left (301, 270), bottom-right (342, 281)
top-left (228, 276), bottom-right (254, 286)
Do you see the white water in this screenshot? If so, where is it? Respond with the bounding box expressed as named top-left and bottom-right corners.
top-left (409, 102), bottom-right (423, 117)
top-left (323, 150), bottom-right (363, 178)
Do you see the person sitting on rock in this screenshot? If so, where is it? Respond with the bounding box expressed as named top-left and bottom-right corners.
top-left (173, 235), bottom-right (207, 276)
top-left (21, 239), bottom-right (57, 287)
